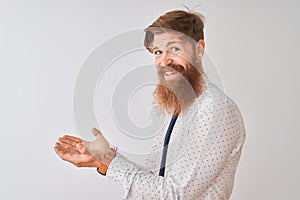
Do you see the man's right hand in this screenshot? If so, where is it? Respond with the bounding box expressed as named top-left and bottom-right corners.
top-left (54, 135), bottom-right (101, 168)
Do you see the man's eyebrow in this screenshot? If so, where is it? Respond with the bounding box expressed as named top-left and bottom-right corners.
top-left (152, 40), bottom-right (183, 50)
top-left (166, 40), bottom-right (182, 46)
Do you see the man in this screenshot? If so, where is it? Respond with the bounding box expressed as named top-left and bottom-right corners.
top-left (54, 10), bottom-right (246, 199)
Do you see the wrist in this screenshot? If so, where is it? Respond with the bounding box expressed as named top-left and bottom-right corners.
top-left (96, 146), bottom-right (118, 176)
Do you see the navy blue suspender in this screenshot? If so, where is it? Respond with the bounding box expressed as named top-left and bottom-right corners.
top-left (159, 114), bottom-right (179, 177)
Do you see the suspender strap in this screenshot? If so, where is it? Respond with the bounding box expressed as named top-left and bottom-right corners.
top-left (159, 114), bottom-right (179, 177)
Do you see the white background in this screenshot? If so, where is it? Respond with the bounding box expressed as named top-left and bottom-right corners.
top-left (0, 0), bottom-right (299, 199)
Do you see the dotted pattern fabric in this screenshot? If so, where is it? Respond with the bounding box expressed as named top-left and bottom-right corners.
top-left (106, 73), bottom-right (246, 200)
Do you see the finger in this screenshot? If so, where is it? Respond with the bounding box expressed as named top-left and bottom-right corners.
top-left (54, 141), bottom-right (61, 147)
top-left (62, 135), bottom-right (82, 143)
top-left (59, 141), bottom-right (72, 149)
top-left (60, 142), bottom-right (80, 154)
top-left (54, 143), bottom-right (68, 158)
top-left (55, 141), bottom-right (79, 156)
top-left (54, 142), bottom-right (71, 154)
top-left (58, 137), bottom-right (78, 148)
top-left (76, 143), bottom-right (89, 154)
top-left (54, 143), bottom-right (79, 163)
top-left (92, 127), bottom-right (103, 139)
top-left (54, 142), bottom-right (64, 150)
top-left (82, 141), bottom-right (90, 149)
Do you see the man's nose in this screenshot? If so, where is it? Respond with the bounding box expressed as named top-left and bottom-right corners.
top-left (160, 52), bottom-right (173, 67)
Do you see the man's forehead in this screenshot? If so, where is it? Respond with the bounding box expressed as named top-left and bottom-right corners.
top-left (151, 31), bottom-right (194, 48)
top-left (153, 33), bottom-right (182, 44)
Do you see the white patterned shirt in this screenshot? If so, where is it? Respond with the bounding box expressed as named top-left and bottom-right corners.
top-left (106, 73), bottom-right (246, 200)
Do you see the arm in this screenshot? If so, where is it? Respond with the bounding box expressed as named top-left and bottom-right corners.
top-left (53, 97), bottom-right (245, 199)
top-left (105, 98), bottom-right (246, 199)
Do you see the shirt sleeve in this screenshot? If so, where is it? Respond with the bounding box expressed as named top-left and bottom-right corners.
top-left (106, 96), bottom-right (246, 199)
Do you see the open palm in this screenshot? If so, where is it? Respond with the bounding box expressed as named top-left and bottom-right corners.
top-left (54, 135), bottom-right (100, 168)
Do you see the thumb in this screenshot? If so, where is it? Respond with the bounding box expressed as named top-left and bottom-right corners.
top-left (92, 127), bottom-right (103, 139)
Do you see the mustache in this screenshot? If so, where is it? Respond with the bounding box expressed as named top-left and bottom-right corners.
top-left (158, 63), bottom-right (185, 74)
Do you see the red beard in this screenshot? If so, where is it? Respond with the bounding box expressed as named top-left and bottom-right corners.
top-left (154, 62), bottom-right (204, 115)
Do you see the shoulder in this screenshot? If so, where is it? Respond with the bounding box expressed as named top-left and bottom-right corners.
top-left (193, 79), bottom-right (243, 119)
top-left (190, 79), bottom-right (246, 138)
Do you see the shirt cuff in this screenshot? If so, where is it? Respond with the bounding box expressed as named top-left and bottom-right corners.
top-left (106, 152), bottom-right (140, 199)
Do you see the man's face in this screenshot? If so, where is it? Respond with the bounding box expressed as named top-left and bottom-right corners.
top-left (150, 31), bottom-right (203, 114)
top-left (151, 32), bottom-right (197, 83)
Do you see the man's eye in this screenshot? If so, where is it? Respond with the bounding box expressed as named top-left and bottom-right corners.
top-left (154, 50), bottom-right (163, 55)
top-left (170, 47), bottom-right (180, 54)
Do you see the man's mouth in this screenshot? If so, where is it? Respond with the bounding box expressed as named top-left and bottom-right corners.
top-left (164, 70), bottom-right (180, 80)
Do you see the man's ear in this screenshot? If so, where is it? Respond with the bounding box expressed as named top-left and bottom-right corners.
top-left (196, 39), bottom-right (205, 55)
